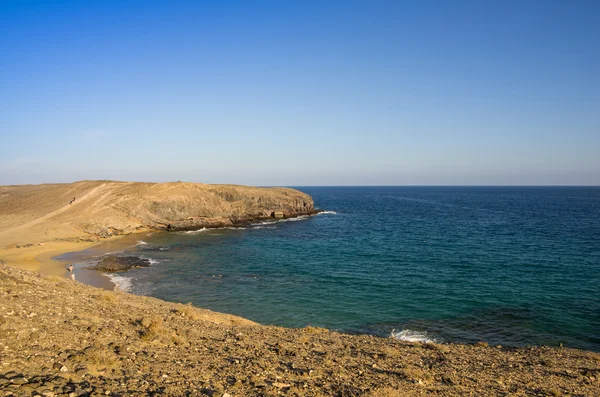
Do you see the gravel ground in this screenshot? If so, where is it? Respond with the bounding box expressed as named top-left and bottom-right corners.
top-left (1, 266), bottom-right (599, 396)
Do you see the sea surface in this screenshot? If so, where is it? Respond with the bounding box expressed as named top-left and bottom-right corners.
top-left (65, 187), bottom-right (600, 351)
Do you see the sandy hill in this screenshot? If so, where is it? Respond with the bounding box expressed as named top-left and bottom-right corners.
top-left (0, 180), bottom-right (314, 241)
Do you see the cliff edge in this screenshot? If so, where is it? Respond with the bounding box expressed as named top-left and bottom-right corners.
top-left (0, 180), bottom-right (315, 243)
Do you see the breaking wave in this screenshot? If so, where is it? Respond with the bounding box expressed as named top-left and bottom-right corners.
top-left (317, 210), bottom-right (337, 215)
top-left (251, 215), bottom-right (311, 226)
top-left (180, 228), bottom-right (209, 235)
top-left (390, 329), bottom-right (438, 343)
top-left (104, 273), bottom-right (133, 293)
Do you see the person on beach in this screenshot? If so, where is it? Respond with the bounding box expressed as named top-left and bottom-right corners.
top-left (67, 264), bottom-right (74, 272)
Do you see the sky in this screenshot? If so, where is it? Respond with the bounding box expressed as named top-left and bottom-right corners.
top-left (1, 0), bottom-right (599, 186)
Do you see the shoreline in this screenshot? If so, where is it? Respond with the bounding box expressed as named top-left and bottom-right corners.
top-left (0, 179), bottom-right (316, 290)
top-left (2, 264), bottom-right (600, 396)
top-left (0, 232), bottom-right (146, 290)
top-left (1, 212), bottom-right (325, 292)
top-left (53, 212), bottom-right (327, 292)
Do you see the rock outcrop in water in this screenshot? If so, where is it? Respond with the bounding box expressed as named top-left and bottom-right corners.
top-left (1, 265), bottom-right (599, 396)
top-left (92, 255), bottom-right (151, 272)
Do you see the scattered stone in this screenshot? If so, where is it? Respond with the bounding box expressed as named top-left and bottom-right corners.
top-left (1, 265), bottom-right (599, 397)
top-left (10, 377), bottom-right (28, 385)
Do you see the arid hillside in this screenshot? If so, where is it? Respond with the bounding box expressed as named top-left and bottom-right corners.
top-left (0, 180), bottom-right (314, 243)
top-left (1, 265), bottom-right (599, 396)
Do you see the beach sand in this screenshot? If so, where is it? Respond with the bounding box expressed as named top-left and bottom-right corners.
top-left (0, 235), bottom-right (137, 288)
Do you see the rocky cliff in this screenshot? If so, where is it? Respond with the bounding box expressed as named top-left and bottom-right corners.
top-left (0, 181), bottom-right (315, 242)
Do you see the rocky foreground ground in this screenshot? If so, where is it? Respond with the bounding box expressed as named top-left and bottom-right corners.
top-left (1, 266), bottom-right (599, 397)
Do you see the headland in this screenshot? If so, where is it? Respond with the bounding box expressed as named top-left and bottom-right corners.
top-left (0, 180), bottom-right (315, 279)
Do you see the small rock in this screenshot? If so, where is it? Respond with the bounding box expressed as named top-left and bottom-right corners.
top-left (11, 376), bottom-right (28, 385)
top-left (222, 394), bottom-right (231, 397)
top-left (3, 371), bottom-right (19, 379)
top-left (60, 365), bottom-right (68, 372)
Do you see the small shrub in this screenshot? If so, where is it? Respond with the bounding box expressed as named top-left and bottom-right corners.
top-left (138, 316), bottom-right (164, 341)
top-left (175, 303), bottom-right (201, 321)
top-left (546, 388), bottom-right (561, 397)
top-left (304, 325), bottom-right (329, 334)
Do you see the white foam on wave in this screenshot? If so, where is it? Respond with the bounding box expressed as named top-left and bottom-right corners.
top-left (136, 255), bottom-right (166, 266)
top-left (104, 273), bottom-right (133, 293)
top-left (180, 226), bottom-right (247, 235)
top-left (286, 215), bottom-right (310, 221)
top-left (251, 215), bottom-right (311, 227)
top-left (391, 329), bottom-right (438, 343)
top-left (252, 220), bottom-right (274, 226)
top-left (180, 228), bottom-right (209, 235)
top-left (317, 210), bottom-right (337, 215)
top-left (137, 240), bottom-right (149, 246)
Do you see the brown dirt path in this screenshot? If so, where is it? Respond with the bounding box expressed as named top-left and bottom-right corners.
top-left (0, 183), bottom-right (108, 238)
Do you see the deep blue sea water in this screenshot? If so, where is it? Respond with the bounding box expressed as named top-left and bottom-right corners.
top-left (79, 187), bottom-right (600, 351)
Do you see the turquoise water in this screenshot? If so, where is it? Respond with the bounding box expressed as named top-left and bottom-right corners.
top-left (87, 187), bottom-right (600, 351)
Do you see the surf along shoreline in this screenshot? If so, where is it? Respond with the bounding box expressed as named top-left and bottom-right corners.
top-left (52, 209), bottom-right (327, 292)
top-left (2, 211), bottom-right (324, 292)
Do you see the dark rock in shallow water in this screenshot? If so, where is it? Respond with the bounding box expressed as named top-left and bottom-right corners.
top-left (92, 255), bottom-right (150, 272)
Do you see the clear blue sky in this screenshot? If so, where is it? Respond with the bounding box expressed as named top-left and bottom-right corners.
top-left (1, 0), bottom-right (598, 185)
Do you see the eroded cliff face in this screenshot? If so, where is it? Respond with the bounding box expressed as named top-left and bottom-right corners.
top-left (107, 182), bottom-right (316, 232)
top-left (0, 181), bottom-right (316, 241)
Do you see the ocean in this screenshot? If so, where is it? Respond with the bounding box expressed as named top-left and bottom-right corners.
top-left (64, 187), bottom-right (600, 351)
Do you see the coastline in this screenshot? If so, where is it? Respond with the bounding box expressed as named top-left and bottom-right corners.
top-left (0, 233), bottom-right (146, 290)
top-left (0, 180), bottom-right (317, 292)
top-left (0, 213), bottom-right (323, 293)
top-left (2, 264), bottom-right (599, 396)
top-left (1, 181), bottom-right (599, 394)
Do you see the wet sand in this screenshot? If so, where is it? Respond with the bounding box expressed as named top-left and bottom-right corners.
top-left (0, 232), bottom-right (148, 291)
